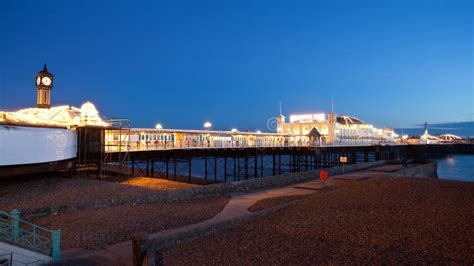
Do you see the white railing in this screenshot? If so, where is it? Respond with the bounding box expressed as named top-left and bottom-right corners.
top-left (105, 140), bottom-right (400, 153)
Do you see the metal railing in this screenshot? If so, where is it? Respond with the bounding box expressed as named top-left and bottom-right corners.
top-left (105, 139), bottom-right (399, 153)
top-left (0, 210), bottom-right (60, 262)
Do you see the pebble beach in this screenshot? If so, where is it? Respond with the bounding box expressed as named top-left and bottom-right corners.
top-left (164, 175), bottom-right (474, 264)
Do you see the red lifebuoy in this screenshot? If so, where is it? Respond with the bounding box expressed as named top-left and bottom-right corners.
top-left (320, 170), bottom-right (329, 181)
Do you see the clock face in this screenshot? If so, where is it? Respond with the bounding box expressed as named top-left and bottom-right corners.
top-left (42, 77), bottom-right (52, 86)
top-left (36, 77), bottom-right (41, 85)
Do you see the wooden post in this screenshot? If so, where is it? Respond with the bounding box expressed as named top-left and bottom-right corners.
top-left (132, 233), bottom-right (148, 266)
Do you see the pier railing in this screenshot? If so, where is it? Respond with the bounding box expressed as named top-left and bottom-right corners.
top-left (105, 140), bottom-right (396, 153)
top-left (0, 210), bottom-right (61, 262)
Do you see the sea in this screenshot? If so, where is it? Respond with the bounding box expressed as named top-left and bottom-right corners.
top-left (433, 154), bottom-right (474, 182)
top-left (396, 121), bottom-right (473, 182)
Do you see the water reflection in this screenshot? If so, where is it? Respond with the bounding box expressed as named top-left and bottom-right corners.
top-left (435, 155), bottom-right (474, 182)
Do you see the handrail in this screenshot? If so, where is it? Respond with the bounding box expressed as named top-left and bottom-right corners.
top-left (0, 210), bottom-right (61, 262)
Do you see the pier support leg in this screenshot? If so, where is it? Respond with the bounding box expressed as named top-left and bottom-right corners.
top-left (173, 158), bottom-right (177, 180)
top-left (254, 155), bottom-right (258, 178)
top-left (131, 158), bottom-right (135, 177)
top-left (146, 159), bottom-right (149, 177)
top-left (233, 157), bottom-right (237, 181)
top-left (188, 157), bottom-right (192, 183)
top-left (245, 156), bottom-right (249, 179)
top-left (224, 157), bottom-right (227, 182)
top-left (214, 157), bottom-right (217, 182)
top-left (289, 155), bottom-right (293, 173)
top-left (272, 154), bottom-right (276, 176)
top-left (279, 154), bottom-right (281, 174)
top-left (204, 157), bottom-right (208, 182)
top-left (151, 160), bottom-right (154, 178)
top-left (237, 157), bottom-right (240, 181)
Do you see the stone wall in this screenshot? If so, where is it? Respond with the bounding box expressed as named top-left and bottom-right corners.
top-left (389, 160), bottom-right (438, 178)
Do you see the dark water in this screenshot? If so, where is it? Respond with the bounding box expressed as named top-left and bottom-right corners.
top-left (434, 155), bottom-right (474, 182)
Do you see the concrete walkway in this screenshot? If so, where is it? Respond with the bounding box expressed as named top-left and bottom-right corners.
top-left (61, 179), bottom-right (332, 265)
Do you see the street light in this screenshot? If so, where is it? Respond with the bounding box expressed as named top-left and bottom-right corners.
top-left (231, 128), bottom-right (238, 133)
top-left (256, 130), bottom-right (262, 134)
top-left (155, 123), bottom-right (163, 129)
top-left (204, 121), bottom-right (212, 130)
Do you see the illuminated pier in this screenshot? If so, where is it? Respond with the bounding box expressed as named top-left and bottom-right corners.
top-left (1, 65), bottom-right (473, 181)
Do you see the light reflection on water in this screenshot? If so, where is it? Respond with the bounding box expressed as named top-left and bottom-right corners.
top-left (434, 155), bottom-right (474, 182)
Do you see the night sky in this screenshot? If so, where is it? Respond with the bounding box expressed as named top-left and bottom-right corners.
top-left (0, 0), bottom-right (472, 131)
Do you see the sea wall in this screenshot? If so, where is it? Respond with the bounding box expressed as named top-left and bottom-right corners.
top-left (389, 160), bottom-right (438, 178)
top-left (22, 160), bottom-right (387, 218)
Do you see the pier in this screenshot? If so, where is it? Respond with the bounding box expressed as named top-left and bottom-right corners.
top-left (76, 124), bottom-right (474, 183)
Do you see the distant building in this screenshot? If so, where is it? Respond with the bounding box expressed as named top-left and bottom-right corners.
top-left (277, 112), bottom-right (398, 146)
top-left (420, 122), bottom-right (439, 144)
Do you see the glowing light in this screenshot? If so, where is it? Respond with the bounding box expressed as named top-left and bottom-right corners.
top-left (155, 123), bottom-right (163, 129)
top-left (447, 157), bottom-right (455, 165)
top-left (289, 113), bottom-right (326, 123)
top-left (438, 134), bottom-right (462, 141)
top-left (231, 128), bottom-right (238, 133)
top-left (80, 102), bottom-right (99, 118)
top-left (0, 102), bottom-right (108, 128)
top-left (256, 130), bottom-right (262, 134)
top-left (79, 102), bottom-right (108, 127)
top-left (204, 121), bottom-right (212, 130)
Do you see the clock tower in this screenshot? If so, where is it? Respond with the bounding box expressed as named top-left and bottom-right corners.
top-left (36, 63), bottom-right (54, 108)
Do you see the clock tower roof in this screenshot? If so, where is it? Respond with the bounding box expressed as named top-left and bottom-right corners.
top-left (37, 63), bottom-right (53, 77)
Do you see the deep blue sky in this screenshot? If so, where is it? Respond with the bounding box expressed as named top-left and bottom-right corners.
top-left (0, 0), bottom-right (472, 131)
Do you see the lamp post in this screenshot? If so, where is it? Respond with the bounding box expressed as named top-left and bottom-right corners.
top-left (204, 121), bottom-right (212, 131)
top-left (204, 121), bottom-right (212, 147)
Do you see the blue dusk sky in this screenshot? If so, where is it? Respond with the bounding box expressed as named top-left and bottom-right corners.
top-left (0, 0), bottom-right (472, 131)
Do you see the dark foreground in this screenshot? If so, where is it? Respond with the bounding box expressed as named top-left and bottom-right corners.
top-left (164, 176), bottom-right (474, 264)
